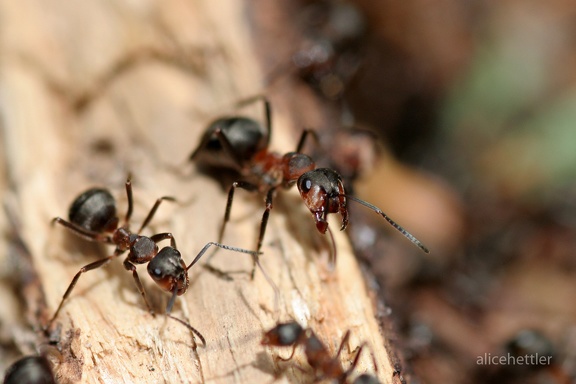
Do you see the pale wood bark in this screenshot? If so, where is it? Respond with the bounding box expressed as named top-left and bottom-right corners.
top-left (0, 1), bottom-right (400, 383)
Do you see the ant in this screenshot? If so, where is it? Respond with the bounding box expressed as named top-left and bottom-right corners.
top-left (190, 96), bottom-right (428, 275)
top-left (3, 355), bottom-right (55, 384)
top-left (190, 95), bottom-right (317, 274)
top-left (47, 177), bottom-right (261, 346)
top-left (261, 321), bottom-right (380, 384)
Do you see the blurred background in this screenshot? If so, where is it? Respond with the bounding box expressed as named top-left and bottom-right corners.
top-left (1, 0), bottom-right (575, 382)
top-left (255, 0), bottom-right (576, 383)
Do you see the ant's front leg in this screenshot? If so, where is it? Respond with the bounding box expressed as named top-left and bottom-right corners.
top-left (123, 258), bottom-right (155, 316)
top-left (150, 232), bottom-right (177, 249)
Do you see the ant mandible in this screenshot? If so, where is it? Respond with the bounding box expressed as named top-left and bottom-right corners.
top-left (261, 321), bottom-right (380, 384)
top-left (190, 95), bottom-right (428, 271)
top-left (47, 177), bottom-right (261, 346)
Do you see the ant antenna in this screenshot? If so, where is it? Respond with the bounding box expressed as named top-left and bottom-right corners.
top-left (344, 195), bottom-right (430, 253)
top-left (166, 313), bottom-right (206, 347)
top-left (186, 242), bottom-right (280, 313)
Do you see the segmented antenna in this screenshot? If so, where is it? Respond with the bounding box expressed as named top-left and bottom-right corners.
top-left (345, 195), bottom-right (430, 253)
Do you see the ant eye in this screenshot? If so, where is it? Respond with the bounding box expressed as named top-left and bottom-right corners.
top-left (300, 178), bottom-right (312, 193)
top-left (152, 268), bottom-right (162, 278)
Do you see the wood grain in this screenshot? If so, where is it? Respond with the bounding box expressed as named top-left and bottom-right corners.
top-left (0, 1), bottom-right (400, 383)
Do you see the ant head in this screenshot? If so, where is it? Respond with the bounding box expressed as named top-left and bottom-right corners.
top-left (68, 188), bottom-right (118, 233)
top-left (282, 152), bottom-right (316, 187)
top-left (296, 168), bottom-right (349, 234)
top-left (262, 321), bottom-right (304, 347)
top-left (191, 117), bottom-right (268, 170)
top-left (147, 247), bottom-right (189, 296)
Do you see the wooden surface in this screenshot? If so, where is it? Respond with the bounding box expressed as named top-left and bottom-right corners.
top-left (0, 1), bottom-right (399, 383)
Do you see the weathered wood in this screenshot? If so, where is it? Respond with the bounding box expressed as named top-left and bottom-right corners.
top-left (0, 1), bottom-right (398, 383)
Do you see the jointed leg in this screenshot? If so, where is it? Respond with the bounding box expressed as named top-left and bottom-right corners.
top-left (218, 181), bottom-right (259, 245)
top-left (123, 259), bottom-right (155, 315)
top-left (295, 129), bottom-right (319, 154)
top-left (236, 95), bottom-right (272, 145)
top-left (137, 196), bottom-right (176, 234)
top-left (150, 232), bottom-right (177, 249)
top-left (124, 178), bottom-right (134, 224)
top-left (46, 252), bottom-right (121, 329)
top-left (252, 187), bottom-right (276, 279)
top-left (335, 330), bottom-right (352, 360)
top-left (52, 217), bottom-right (112, 243)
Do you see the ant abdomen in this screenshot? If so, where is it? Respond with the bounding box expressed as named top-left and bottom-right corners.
top-left (191, 116), bottom-right (268, 170)
top-left (3, 355), bottom-right (55, 384)
top-left (68, 188), bottom-right (117, 232)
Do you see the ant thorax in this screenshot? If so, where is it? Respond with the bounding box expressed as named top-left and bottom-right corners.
top-left (247, 150), bottom-right (285, 191)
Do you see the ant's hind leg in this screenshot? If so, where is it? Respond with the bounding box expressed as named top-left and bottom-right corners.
top-left (52, 217), bottom-right (112, 243)
top-left (46, 254), bottom-right (118, 330)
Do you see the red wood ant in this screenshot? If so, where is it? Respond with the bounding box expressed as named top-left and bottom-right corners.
top-left (190, 96), bottom-right (428, 274)
top-left (261, 321), bottom-right (380, 384)
top-left (47, 177), bottom-right (261, 346)
top-left (190, 95), bottom-right (317, 274)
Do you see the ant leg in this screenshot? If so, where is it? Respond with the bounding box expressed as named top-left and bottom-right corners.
top-left (346, 342), bottom-right (368, 380)
top-left (150, 232), bottom-right (177, 249)
top-left (236, 95), bottom-right (271, 147)
top-left (213, 128), bottom-right (246, 167)
top-left (189, 126), bottom-right (245, 166)
top-left (334, 330), bottom-right (351, 360)
top-left (52, 217), bottom-right (113, 244)
top-left (46, 252), bottom-right (120, 329)
top-left (124, 178), bottom-right (134, 225)
top-left (277, 344), bottom-right (298, 362)
top-left (137, 197), bottom-right (176, 234)
top-left (123, 259), bottom-right (155, 316)
top-left (218, 181), bottom-right (259, 245)
top-left (295, 129), bottom-right (319, 154)
top-left (252, 187), bottom-right (276, 278)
